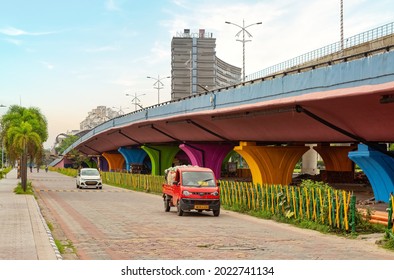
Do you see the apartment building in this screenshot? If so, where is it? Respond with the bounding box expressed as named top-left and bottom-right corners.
top-left (171, 29), bottom-right (241, 100)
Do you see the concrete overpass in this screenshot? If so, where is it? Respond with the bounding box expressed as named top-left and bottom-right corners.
top-left (57, 26), bottom-right (394, 203)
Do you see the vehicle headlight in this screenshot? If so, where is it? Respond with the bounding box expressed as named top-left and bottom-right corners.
top-left (211, 191), bottom-right (219, 196)
top-left (183, 190), bottom-right (191, 196)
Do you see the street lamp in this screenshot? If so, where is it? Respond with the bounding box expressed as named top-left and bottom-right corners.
top-left (112, 106), bottom-right (129, 115)
top-left (125, 92), bottom-right (146, 111)
top-left (225, 19), bottom-right (262, 82)
top-left (147, 75), bottom-right (170, 104)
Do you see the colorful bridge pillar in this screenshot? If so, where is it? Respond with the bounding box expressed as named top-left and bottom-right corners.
top-left (141, 145), bottom-right (180, 175)
top-left (313, 145), bottom-right (355, 171)
top-left (234, 142), bottom-right (309, 186)
top-left (118, 147), bottom-right (148, 172)
top-left (102, 152), bottom-right (125, 172)
top-left (349, 144), bottom-right (394, 203)
top-left (179, 143), bottom-right (234, 179)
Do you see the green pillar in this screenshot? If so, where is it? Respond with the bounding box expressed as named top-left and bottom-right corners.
top-left (142, 145), bottom-right (180, 175)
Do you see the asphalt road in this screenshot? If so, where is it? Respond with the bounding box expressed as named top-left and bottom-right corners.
top-left (29, 170), bottom-right (394, 260)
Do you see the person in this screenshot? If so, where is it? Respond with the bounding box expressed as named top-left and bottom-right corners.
top-left (45, 165), bottom-right (48, 173)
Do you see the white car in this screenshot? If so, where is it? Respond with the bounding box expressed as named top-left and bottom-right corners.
top-left (76, 168), bottom-right (103, 189)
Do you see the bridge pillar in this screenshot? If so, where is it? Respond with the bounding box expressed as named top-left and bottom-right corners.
top-left (118, 147), bottom-right (148, 172)
top-left (349, 144), bottom-right (394, 203)
top-left (141, 145), bottom-right (180, 176)
top-left (102, 152), bottom-right (125, 172)
top-left (234, 142), bottom-right (309, 186)
top-left (179, 143), bottom-right (234, 179)
top-left (313, 145), bottom-right (354, 171)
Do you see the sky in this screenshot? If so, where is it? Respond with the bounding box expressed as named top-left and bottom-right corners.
top-left (0, 0), bottom-right (393, 149)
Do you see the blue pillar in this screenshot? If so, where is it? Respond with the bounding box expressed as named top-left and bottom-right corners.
top-left (348, 144), bottom-right (394, 203)
top-left (118, 147), bottom-right (148, 172)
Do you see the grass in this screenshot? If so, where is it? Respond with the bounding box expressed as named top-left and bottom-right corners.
top-left (14, 181), bottom-right (34, 195)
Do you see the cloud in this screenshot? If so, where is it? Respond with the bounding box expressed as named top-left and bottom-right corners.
top-left (0, 26), bottom-right (56, 36)
top-left (4, 38), bottom-right (22, 45)
top-left (105, 0), bottom-right (120, 11)
top-left (39, 61), bottom-right (55, 70)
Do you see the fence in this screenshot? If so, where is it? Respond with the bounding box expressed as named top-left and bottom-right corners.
top-left (247, 22), bottom-right (394, 81)
top-left (101, 172), bottom-right (165, 194)
top-left (220, 180), bottom-right (356, 232)
top-left (388, 195), bottom-right (394, 233)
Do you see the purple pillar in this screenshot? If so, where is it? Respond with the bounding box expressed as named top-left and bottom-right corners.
top-left (179, 143), bottom-right (234, 179)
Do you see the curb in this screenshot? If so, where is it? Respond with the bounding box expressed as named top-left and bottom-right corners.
top-left (32, 197), bottom-right (63, 260)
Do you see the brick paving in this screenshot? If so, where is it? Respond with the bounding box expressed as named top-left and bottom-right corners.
top-left (29, 170), bottom-right (394, 260)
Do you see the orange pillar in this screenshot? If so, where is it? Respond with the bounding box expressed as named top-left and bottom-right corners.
top-left (102, 152), bottom-right (125, 172)
top-left (234, 142), bottom-right (309, 186)
top-left (313, 145), bottom-right (355, 171)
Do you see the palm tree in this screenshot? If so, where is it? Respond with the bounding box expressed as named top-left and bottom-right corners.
top-left (7, 122), bottom-right (42, 191)
top-left (1, 105), bottom-right (48, 191)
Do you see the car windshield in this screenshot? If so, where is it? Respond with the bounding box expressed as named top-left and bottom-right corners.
top-left (182, 171), bottom-right (215, 187)
top-left (81, 169), bottom-right (100, 176)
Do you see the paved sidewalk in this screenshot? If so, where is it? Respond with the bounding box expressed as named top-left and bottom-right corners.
top-left (0, 169), bottom-right (60, 260)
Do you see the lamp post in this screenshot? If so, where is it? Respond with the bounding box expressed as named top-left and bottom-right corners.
top-left (0, 104), bottom-right (6, 171)
top-left (147, 75), bottom-right (170, 104)
top-left (125, 92), bottom-right (146, 111)
top-left (340, 0), bottom-right (344, 51)
top-left (225, 19), bottom-right (262, 82)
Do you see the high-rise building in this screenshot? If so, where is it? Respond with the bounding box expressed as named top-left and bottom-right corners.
top-left (80, 106), bottom-right (119, 130)
top-left (171, 29), bottom-right (241, 100)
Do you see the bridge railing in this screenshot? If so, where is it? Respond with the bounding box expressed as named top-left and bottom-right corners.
top-left (247, 22), bottom-right (394, 81)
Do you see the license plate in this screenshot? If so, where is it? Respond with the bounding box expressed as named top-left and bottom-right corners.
top-left (195, 205), bottom-right (209, 210)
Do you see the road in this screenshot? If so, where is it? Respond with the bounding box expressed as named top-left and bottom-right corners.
top-left (29, 170), bottom-right (394, 260)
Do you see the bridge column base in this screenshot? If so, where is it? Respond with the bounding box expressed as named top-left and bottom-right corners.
top-left (118, 147), bottom-right (148, 172)
top-left (141, 145), bottom-right (179, 176)
top-left (179, 143), bottom-right (234, 179)
top-left (314, 145), bottom-right (355, 183)
top-left (102, 152), bottom-right (125, 172)
top-left (349, 144), bottom-right (394, 203)
top-left (234, 142), bottom-right (309, 186)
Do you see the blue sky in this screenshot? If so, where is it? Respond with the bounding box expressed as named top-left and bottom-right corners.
top-left (0, 0), bottom-right (393, 149)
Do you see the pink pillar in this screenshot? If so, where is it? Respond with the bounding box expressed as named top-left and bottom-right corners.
top-left (179, 143), bottom-right (234, 179)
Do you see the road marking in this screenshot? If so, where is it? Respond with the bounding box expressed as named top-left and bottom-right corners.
top-left (37, 189), bottom-right (131, 193)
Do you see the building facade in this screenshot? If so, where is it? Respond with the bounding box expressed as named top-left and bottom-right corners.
top-left (80, 106), bottom-right (119, 130)
top-left (171, 29), bottom-right (241, 100)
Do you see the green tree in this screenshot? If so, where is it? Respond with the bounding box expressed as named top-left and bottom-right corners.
top-left (7, 122), bottom-right (42, 191)
top-left (1, 105), bottom-right (48, 191)
top-left (55, 134), bottom-right (79, 155)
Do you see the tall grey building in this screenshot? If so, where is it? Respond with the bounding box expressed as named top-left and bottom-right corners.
top-left (171, 29), bottom-right (241, 100)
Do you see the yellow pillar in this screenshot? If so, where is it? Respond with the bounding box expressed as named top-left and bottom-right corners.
top-left (314, 145), bottom-right (355, 171)
top-left (102, 152), bottom-right (125, 172)
top-left (234, 142), bottom-right (309, 186)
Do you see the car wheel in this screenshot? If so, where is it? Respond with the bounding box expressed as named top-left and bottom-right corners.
top-left (213, 208), bottom-right (220, 217)
top-left (76, 183), bottom-right (79, 189)
top-left (176, 200), bottom-right (183, 216)
top-left (164, 197), bottom-right (170, 212)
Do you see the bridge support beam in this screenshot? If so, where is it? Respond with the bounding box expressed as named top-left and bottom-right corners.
top-left (118, 147), bottom-right (147, 172)
top-left (349, 144), bottom-right (394, 203)
top-left (234, 142), bottom-right (309, 186)
top-left (179, 143), bottom-right (234, 179)
top-left (141, 145), bottom-right (179, 176)
top-left (102, 152), bottom-right (125, 172)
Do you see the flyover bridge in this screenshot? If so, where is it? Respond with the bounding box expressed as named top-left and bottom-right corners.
top-left (58, 23), bottom-right (394, 203)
